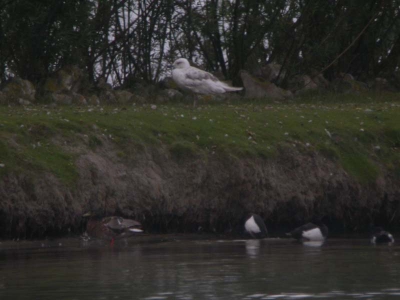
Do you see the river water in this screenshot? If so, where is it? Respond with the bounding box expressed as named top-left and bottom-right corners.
top-left (0, 236), bottom-right (399, 299)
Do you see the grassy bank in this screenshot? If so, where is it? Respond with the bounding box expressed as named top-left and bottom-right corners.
top-left (0, 92), bottom-right (400, 238)
top-left (1, 92), bottom-right (399, 184)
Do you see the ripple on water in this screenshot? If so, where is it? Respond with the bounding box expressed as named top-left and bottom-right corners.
top-left (1, 237), bottom-right (400, 300)
top-left (246, 294), bottom-right (266, 298)
top-left (260, 294), bottom-right (291, 299)
top-left (242, 290), bottom-right (400, 299)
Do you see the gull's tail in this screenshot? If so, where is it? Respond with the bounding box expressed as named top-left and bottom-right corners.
top-left (224, 86), bottom-right (243, 92)
top-left (220, 81), bottom-right (243, 92)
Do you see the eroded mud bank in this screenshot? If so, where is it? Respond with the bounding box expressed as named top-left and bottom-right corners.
top-left (1, 137), bottom-right (399, 239)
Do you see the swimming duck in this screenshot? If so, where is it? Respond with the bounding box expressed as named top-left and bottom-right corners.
top-left (244, 214), bottom-right (268, 239)
top-left (287, 222), bottom-right (328, 242)
top-left (371, 226), bottom-right (394, 245)
top-left (83, 213), bottom-right (143, 244)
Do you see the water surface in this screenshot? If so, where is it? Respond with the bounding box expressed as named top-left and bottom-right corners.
top-left (0, 236), bottom-right (399, 299)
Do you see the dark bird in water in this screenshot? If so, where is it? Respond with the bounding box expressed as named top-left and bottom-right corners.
top-left (370, 226), bottom-right (394, 245)
top-left (83, 213), bottom-right (143, 245)
top-left (244, 214), bottom-right (268, 239)
top-left (287, 221), bottom-right (328, 242)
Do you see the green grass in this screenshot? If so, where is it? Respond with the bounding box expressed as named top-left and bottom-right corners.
top-left (0, 92), bottom-right (399, 184)
top-left (23, 143), bottom-right (78, 185)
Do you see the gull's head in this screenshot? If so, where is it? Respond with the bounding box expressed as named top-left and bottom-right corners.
top-left (173, 58), bottom-right (190, 69)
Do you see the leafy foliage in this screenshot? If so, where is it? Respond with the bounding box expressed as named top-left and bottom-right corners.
top-left (0, 0), bottom-right (399, 86)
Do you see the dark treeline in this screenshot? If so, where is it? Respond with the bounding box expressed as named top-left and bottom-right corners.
top-left (0, 0), bottom-right (399, 88)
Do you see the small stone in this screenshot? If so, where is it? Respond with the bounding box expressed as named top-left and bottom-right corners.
top-left (18, 99), bottom-right (32, 106)
top-left (151, 104), bottom-right (157, 110)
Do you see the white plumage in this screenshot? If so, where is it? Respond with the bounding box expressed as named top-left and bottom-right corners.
top-left (302, 228), bottom-right (324, 241)
top-left (245, 216), bottom-right (261, 234)
top-left (172, 58), bottom-right (242, 95)
top-left (244, 214), bottom-right (268, 239)
top-left (287, 222), bottom-right (328, 242)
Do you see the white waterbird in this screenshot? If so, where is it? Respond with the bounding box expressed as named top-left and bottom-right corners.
top-left (244, 213), bottom-right (268, 239)
top-left (172, 58), bottom-right (242, 106)
top-left (287, 222), bottom-right (328, 242)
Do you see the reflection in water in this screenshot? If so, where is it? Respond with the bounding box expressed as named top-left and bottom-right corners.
top-left (245, 239), bottom-right (261, 257)
top-left (0, 237), bottom-right (399, 299)
top-left (302, 240), bottom-right (324, 247)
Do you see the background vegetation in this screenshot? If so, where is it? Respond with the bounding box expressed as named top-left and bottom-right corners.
top-left (1, 0), bottom-right (399, 87)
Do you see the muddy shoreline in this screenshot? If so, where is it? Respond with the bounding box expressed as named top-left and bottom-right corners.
top-left (1, 138), bottom-right (399, 239)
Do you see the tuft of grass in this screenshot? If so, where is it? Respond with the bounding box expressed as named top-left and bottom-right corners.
top-left (381, 128), bottom-right (400, 147)
top-left (0, 140), bottom-right (17, 177)
top-left (337, 145), bottom-right (380, 183)
top-left (22, 144), bottom-right (78, 185)
top-left (170, 141), bottom-right (198, 160)
top-left (88, 135), bottom-right (102, 149)
top-left (317, 143), bottom-right (339, 160)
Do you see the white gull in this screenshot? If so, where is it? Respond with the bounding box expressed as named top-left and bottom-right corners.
top-left (172, 58), bottom-right (242, 106)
